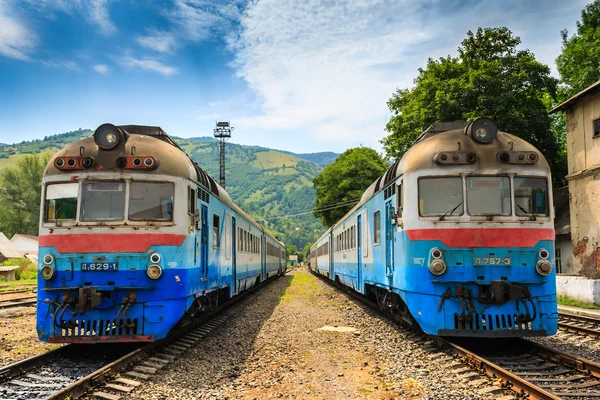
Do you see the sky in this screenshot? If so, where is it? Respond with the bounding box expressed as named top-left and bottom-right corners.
top-left (0, 0), bottom-right (590, 153)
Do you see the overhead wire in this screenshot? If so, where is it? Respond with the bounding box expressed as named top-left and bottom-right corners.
top-left (257, 197), bottom-right (361, 221)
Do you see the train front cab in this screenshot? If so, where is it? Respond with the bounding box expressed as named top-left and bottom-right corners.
top-left (385, 171), bottom-right (558, 338)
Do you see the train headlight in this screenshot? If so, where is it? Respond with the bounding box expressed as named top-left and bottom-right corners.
top-left (536, 260), bottom-right (552, 276)
top-left (150, 253), bottom-right (161, 264)
top-left (94, 123), bottom-right (127, 150)
top-left (539, 249), bottom-right (549, 259)
top-left (431, 248), bottom-right (443, 259)
top-left (466, 117), bottom-right (497, 144)
top-left (429, 259), bottom-right (447, 276)
top-left (43, 254), bottom-right (54, 265)
top-left (40, 265), bottom-right (55, 281)
top-left (147, 264), bottom-right (163, 280)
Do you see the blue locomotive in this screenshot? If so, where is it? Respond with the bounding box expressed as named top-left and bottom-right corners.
top-left (37, 124), bottom-right (286, 343)
top-left (310, 118), bottom-right (557, 337)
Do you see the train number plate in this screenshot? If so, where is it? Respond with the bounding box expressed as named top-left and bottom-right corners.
top-left (81, 262), bottom-right (118, 271)
top-left (474, 257), bottom-right (511, 266)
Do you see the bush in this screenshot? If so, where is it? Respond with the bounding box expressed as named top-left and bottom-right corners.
top-left (2, 258), bottom-right (37, 281)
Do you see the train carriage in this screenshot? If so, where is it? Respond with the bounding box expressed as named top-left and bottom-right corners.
top-left (312, 118), bottom-right (558, 338)
top-left (37, 124), bottom-right (286, 343)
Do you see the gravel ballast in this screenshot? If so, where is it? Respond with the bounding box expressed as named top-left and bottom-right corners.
top-left (127, 269), bottom-right (503, 399)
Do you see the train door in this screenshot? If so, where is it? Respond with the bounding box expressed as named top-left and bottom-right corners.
top-left (231, 217), bottom-right (237, 294)
top-left (385, 201), bottom-right (395, 276)
top-left (200, 205), bottom-right (208, 280)
top-left (261, 236), bottom-right (266, 281)
top-left (357, 215), bottom-right (362, 293)
top-left (329, 233), bottom-right (334, 278)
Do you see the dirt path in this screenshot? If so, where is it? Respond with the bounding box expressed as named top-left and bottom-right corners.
top-left (0, 307), bottom-right (59, 367)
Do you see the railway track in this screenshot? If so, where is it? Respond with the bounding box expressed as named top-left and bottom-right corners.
top-left (309, 269), bottom-right (600, 400)
top-left (0, 286), bottom-right (37, 295)
top-left (558, 311), bottom-right (600, 339)
top-left (0, 295), bottom-right (36, 310)
top-left (0, 271), bottom-right (291, 400)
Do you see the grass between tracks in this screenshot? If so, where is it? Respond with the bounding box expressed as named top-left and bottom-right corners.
top-left (558, 295), bottom-right (600, 310)
top-left (278, 270), bottom-right (324, 303)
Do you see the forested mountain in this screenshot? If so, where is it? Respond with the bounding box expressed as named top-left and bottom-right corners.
top-left (0, 130), bottom-right (337, 249)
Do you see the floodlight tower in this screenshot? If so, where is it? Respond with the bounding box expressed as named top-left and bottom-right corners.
top-left (213, 121), bottom-right (233, 188)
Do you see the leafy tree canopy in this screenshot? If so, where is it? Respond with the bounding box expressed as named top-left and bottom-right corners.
top-left (313, 147), bottom-right (388, 227)
top-left (0, 153), bottom-right (51, 238)
top-left (382, 27), bottom-right (565, 186)
top-left (556, 0), bottom-right (600, 100)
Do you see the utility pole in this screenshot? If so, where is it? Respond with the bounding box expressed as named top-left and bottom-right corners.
top-left (213, 121), bottom-right (233, 188)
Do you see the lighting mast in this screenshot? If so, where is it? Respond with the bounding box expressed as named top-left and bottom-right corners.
top-left (213, 121), bottom-right (233, 188)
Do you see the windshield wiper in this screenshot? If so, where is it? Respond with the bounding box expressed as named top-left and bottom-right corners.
top-left (439, 202), bottom-right (462, 221)
top-left (517, 205), bottom-right (537, 221)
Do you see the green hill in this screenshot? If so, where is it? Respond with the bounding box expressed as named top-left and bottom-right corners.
top-left (0, 130), bottom-right (337, 250)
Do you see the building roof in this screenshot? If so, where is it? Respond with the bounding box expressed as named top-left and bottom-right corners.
top-left (0, 266), bottom-right (19, 272)
top-left (0, 233), bottom-right (25, 258)
top-left (11, 234), bottom-right (38, 241)
top-left (554, 186), bottom-right (571, 236)
top-left (550, 79), bottom-right (600, 114)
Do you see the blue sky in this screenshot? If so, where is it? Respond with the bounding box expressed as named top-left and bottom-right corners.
top-left (0, 0), bottom-right (590, 153)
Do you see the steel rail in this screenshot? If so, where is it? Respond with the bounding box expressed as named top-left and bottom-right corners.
top-left (558, 312), bottom-right (600, 339)
top-left (0, 345), bottom-right (70, 382)
top-left (309, 268), bottom-right (600, 400)
top-left (0, 296), bottom-right (37, 310)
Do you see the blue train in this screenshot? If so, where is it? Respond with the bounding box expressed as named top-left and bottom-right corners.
top-left (37, 124), bottom-right (286, 343)
top-left (310, 118), bottom-right (558, 337)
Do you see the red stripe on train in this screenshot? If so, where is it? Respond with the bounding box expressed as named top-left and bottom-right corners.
top-left (39, 234), bottom-right (187, 253)
top-left (405, 228), bottom-right (555, 248)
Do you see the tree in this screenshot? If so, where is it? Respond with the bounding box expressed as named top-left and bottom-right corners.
top-left (556, 0), bottom-right (600, 100)
top-left (0, 154), bottom-right (51, 238)
top-left (382, 27), bottom-right (565, 186)
top-left (313, 147), bottom-right (388, 227)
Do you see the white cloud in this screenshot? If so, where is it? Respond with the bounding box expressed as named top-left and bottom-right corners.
top-left (23, 0), bottom-right (116, 35)
top-left (41, 60), bottom-right (78, 70)
top-left (120, 56), bottom-right (178, 76)
top-left (134, 1), bottom-right (242, 53)
top-left (0, 0), bottom-right (37, 60)
top-left (227, 0), bottom-right (589, 150)
top-left (136, 29), bottom-right (177, 53)
top-left (93, 64), bottom-right (109, 74)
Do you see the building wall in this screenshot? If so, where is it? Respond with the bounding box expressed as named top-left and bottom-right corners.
top-left (565, 95), bottom-right (600, 275)
top-left (10, 236), bottom-right (38, 256)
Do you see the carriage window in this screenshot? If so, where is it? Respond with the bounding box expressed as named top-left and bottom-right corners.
top-left (397, 182), bottom-right (403, 217)
top-left (238, 228), bottom-right (242, 250)
top-left (129, 182), bottom-right (174, 221)
top-left (188, 188), bottom-right (196, 214)
top-left (81, 182), bottom-right (125, 221)
top-left (213, 214), bottom-right (220, 248)
top-left (374, 211), bottom-right (381, 245)
top-left (45, 183), bottom-right (78, 221)
top-left (418, 177), bottom-right (464, 216)
top-left (467, 177), bottom-right (511, 215)
top-left (514, 177), bottom-right (549, 216)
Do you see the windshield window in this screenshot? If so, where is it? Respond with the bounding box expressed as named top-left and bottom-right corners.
top-left (467, 176), bottom-right (511, 215)
top-left (45, 183), bottom-right (78, 221)
top-left (129, 182), bottom-right (174, 221)
top-left (81, 182), bottom-right (125, 221)
top-left (514, 177), bottom-right (549, 216)
top-left (419, 177), bottom-right (464, 216)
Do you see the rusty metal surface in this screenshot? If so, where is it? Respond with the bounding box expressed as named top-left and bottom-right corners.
top-left (431, 336), bottom-right (562, 400)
